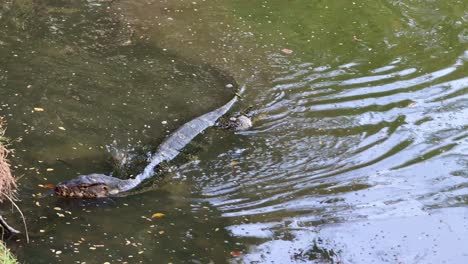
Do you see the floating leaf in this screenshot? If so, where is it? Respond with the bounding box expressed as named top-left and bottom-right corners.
top-left (281, 48), bottom-right (293, 55)
top-left (230, 251), bottom-right (242, 257)
top-left (352, 36), bottom-right (363, 42)
top-left (34, 107), bottom-right (45, 112)
top-left (41, 183), bottom-right (55, 189)
top-left (151, 213), bottom-right (166, 219)
top-left (230, 161), bottom-right (240, 166)
top-left (46, 168), bottom-right (54, 172)
top-left (58, 126), bottom-right (66, 131)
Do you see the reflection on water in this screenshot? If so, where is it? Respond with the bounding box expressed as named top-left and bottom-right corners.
top-left (1, 0), bottom-right (467, 263)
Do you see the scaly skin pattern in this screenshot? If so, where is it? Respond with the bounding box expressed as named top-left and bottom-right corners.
top-left (55, 86), bottom-right (245, 198)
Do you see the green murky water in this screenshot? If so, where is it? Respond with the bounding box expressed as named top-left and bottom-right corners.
top-left (1, 0), bottom-right (467, 263)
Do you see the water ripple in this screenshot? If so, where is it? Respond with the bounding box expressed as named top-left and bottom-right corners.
top-left (194, 48), bottom-right (468, 227)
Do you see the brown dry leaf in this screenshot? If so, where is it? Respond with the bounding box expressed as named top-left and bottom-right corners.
top-left (151, 213), bottom-right (166, 219)
top-left (41, 183), bottom-right (55, 189)
top-left (230, 251), bottom-right (242, 257)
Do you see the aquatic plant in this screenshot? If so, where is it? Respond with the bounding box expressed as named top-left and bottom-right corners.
top-left (0, 241), bottom-right (17, 264)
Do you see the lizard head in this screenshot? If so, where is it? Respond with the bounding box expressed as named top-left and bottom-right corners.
top-left (55, 173), bottom-right (122, 198)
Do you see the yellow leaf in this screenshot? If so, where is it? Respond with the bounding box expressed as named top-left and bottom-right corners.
top-left (151, 213), bottom-right (166, 219)
top-left (34, 107), bottom-right (45, 112)
top-left (230, 161), bottom-right (240, 166)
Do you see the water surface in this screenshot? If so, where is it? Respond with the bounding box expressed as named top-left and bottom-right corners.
top-left (1, 0), bottom-right (467, 263)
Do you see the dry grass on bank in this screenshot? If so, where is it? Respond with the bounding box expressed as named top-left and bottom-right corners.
top-left (0, 118), bottom-right (16, 200)
top-left (0, 118), bottom-right (18, 263)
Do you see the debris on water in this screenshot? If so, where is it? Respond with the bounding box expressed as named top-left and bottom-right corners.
top-left (141, 216), bottom-right (152, 221)
top-left (40, 183), bottom-right (55, 189)
top-left (230, 251), bottom-right (242, 257)
top-left (53, 207), bottom-right (62, 211)
top-left (122, 40), bottom-right (133, 46)
top-left (225, 83), bottom-right (234, 88)
top-left (230, 161), bottom-right (239, 166)
top-left (46, 168), bottom-right (54, 172)
top-left (33, 107), bottom-right (45, 112)
top-left (161, 121), bottom-right (168, 125)
top-left (58, 126), bottom-right (66, 131)
top-left (281, 48), bottom-right (293, 54)
top-left (352, 35), bottom-right (363, 42)
top-left (151, 213), bottom-right (166, 219)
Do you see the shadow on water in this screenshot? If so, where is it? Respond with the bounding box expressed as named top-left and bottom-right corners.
top-left (1, 0), bottom-right (467, 263)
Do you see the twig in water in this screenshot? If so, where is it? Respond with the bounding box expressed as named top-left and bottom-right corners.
top-left (5, 195), bottom-right (28, 243)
